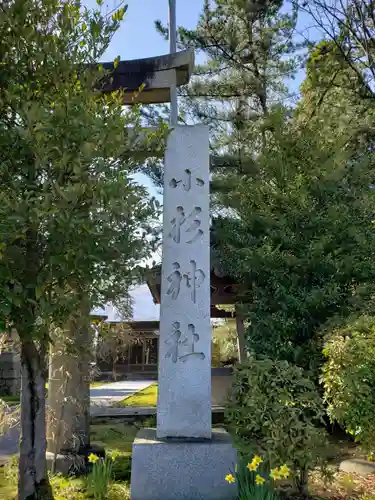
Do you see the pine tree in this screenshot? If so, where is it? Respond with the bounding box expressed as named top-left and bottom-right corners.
top-left (156, 0), bottom-right (303, 158)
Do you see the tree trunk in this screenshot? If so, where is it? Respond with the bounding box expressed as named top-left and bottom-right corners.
top-left (112, 356), bottom-right (118, 382)
top-left (297, 467), bottom-right (309, 497)
top-left (18, 340), bottom-right (53, 500)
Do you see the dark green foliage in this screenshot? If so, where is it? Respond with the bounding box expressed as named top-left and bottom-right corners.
top-left (297, 39), bottom-right (375, 149)
top-left (110, 455), bottom-right (131, 482)
top-left (0, 0), bottom-right (158, 341)
top-left (156, 1), bottom-right (375, 378)
top-left (214, 119), bottom-right (375, 373)
top-left (298, 0), bottom-right (375, 102)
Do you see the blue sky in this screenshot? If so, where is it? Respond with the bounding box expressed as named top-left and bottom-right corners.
top-left (86, 0), bottom-right (203, 61)
top-left (83, 0), bottom-right (320, 199)
top-left (91, 0), bottom-right (318, 62)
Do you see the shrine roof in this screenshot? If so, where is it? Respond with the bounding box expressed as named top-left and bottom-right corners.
top-left (124, 320), bottom-right (160, 332)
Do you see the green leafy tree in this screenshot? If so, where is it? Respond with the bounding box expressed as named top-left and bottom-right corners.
top-left (0, 1), bottom-right (159, 498)
top-left (168, 2), bottom-right (375, 375)
top-left (147, 0), bottom-right (304, 188)
top-left (297, 0), bottom-right (375, 101)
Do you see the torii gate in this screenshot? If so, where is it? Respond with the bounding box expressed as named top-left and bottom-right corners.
top-left (99, 49), bottom-right (193, 106)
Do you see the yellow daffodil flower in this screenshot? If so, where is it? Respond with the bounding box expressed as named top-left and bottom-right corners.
top-left (252, 455), bottom-right (263, 466)
top-left (270, 467), bottom-right (282, 480)
top-left (255, 474), bottom-right (265, 485)
top-left (279, 464), bottom-right (290, 478)
top-left (88, 453), bottom-right (99, 464)
top-left (225, 473), bottom-right (236, 484)
top-left (247, 462), bottom-right (257, 472)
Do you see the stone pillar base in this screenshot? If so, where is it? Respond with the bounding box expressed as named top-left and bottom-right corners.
top-left (130, 428), bottom-right (237, 500)
top-left (46, 443), bottom-right (105, 476)
top-left (46, 451), bottom-right (83, 476)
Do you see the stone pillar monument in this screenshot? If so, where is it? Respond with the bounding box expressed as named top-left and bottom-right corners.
top-left (157, 125), bottom-right (211, 439)
top-left (130, 126), bottom-right (237, 500)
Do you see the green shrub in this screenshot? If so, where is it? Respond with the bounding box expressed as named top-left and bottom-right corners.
top-left (322, 315), bottom-right (375, 453)
top-left (108, 452), bottom-right (131, 481)
top-left (226, 358), bottom-right (328, 494)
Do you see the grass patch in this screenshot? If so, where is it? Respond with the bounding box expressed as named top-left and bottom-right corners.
top-left (90, 422), bottom-right (140, 484)
top-left (0, 469), bottom-right (15, 500)
top-left (115, 383), bottom-right (158, 408)
top-left (0, 462), bottom-right (88, 500)
top-left (0, 465), bottom-right (130, 500)
top-left (90, 423), bottom-right (137, 456)
top-left (89, 381), bottom-right (108, 388)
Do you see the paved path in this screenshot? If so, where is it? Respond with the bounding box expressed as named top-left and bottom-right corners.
top-left (0, 380), bottom-right (154, 459)
top-left (89, 380), bottom-right (154, 408)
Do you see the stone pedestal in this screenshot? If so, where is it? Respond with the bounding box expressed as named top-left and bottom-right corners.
top-left (131, 428), bottom-right (237, 500)
top-left (211, 368), bottom-right (233, 406)
top-left (340, 458), bottom-right (375, 476)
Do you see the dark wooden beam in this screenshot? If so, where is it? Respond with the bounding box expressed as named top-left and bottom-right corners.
top-left (96, 50), bottom-right (194, 104)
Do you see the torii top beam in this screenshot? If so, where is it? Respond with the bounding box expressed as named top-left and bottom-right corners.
top-left (98, 49), bottom-right (194, 105)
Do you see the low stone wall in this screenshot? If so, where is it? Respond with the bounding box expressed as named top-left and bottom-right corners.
top-left (0, 352), bottom-right (21, 396)
top-left (211, 367), bottom-right (233, 406)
